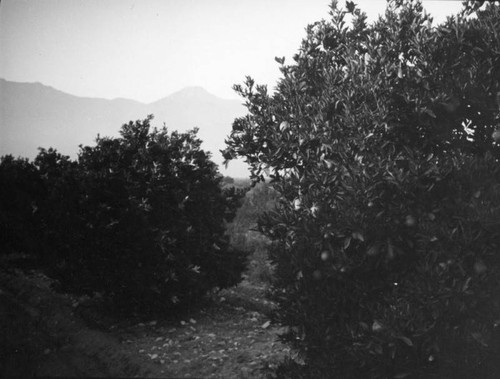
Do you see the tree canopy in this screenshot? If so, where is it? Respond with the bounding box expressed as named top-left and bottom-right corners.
top-left (1, 116), bottom-right (248, 313)
top-left (224, 1), bottom-right (500, 377)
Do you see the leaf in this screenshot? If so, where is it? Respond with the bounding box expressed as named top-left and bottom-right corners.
top-left (471, 332), bottom-right (488, 347)
top-left (394, 373), bottom-right (411, 379)
top-left (387, 239), bottom-right (394, 260)
top-left (367, 245), bottom-right (379, 256)
top-left (397, 336), bottom-right (413, 347)
top-left (346, 1), bottom-right (356, 13)
top-left (424, 108), bottom-right (436, 118)
top-left (344, 236), bottom-right (352, 250)
top-left (352, 231), bottom-right (364, 241)
top-left (474, 261), bottom-right (487, 274)
top-left (462, 277), bottom-right (472, 292)
top-left (372, 320), bottom-right (383, 332)
top-left (324, 159), bottom-right (334, 169)
top-left (398, 64), bottom-right (403, 79)
top-left (280, 121), bottom-right (290, 131)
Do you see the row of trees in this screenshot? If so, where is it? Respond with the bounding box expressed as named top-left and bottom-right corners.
top-left (224, 0), bottom-right (500, 377)
top-left (1, 116), bottom-right (248, 312)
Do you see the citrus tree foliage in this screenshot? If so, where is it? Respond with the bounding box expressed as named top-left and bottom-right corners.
top-left (3, 117), bottom-right (247, 312)
top-left (224, 1), bottom-right (500, 377)
top-left (0, 155), bottom-right (44, 257)
top-left (75, 118), bottom-right (247, 310)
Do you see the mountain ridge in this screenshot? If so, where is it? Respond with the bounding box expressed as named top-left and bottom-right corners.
top-left (0, 79), bottom-right (238, 105)
top-left (0, 78), bottom-right (248, 177)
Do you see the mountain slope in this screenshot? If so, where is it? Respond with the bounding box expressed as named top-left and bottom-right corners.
top-left (148, 86), bottom-right (246, 159)
top-left (0, 79), bottom-right (247, 176)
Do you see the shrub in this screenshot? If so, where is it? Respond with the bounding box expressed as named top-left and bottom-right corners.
top-left (224, 1), bottom-right (500, 377)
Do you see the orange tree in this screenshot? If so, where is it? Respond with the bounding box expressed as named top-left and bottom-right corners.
top-left (29, 117), bottom-right (248, 313)
top-left (223, 1), bottom-right (500, 377)
top-left (0, 155), bottom-right (44, 259)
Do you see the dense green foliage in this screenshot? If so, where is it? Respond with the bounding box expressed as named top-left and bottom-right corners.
top-left (224, 1), bottom-right (500, 377)
top-left (1, 117), bottom-right (248, 312)
top-left (0, 155), bottom-right (44, 259)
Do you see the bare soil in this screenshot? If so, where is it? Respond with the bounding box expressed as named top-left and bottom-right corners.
top-left (0, 266), bottom-right (292, 378)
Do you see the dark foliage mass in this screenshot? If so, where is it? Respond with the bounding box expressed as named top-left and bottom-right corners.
top-left (224, 1), bottom-right (500, 377)
top-left (1, 116), bottom-right (248, 312)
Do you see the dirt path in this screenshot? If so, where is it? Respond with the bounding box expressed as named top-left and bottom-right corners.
top-left (0, 268), bottom-right (291, 378)
top-left (113, 285), bottom-right (289, 378)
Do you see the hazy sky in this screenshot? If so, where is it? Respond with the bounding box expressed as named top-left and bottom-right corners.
top-left (1, 0), bottom-right (465, 102)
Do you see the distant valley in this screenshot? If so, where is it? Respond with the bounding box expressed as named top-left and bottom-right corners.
top-left (0, 79), bottom-right (248, 177)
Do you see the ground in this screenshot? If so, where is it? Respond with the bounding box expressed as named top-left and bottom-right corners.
top-left (0, 264), bottom-right (294, 378)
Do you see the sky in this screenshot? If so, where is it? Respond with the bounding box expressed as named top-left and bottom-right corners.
top-left (1, 0), bottom-right (466, 177)
top-left (1, 0), bottom-right (466, 103)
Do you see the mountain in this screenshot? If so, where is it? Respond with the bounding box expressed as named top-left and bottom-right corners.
top-left (0, 79), bottom-right (248, 177)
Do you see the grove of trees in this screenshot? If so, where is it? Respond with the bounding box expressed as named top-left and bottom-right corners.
top-left (223, 1), bottom-right (500, 377)
top-left (1, 116), bottom-right (248, 313)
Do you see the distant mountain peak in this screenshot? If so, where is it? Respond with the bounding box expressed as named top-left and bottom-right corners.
top-left (180, 85), bottom-right (209, 92)
top-left (172, 86), bottom-right (213, 98)
top-left (149, 85), bottom-right (229, 106)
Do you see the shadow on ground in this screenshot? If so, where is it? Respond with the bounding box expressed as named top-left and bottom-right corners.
top-left (0, 266), bottom-right (291, 378)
